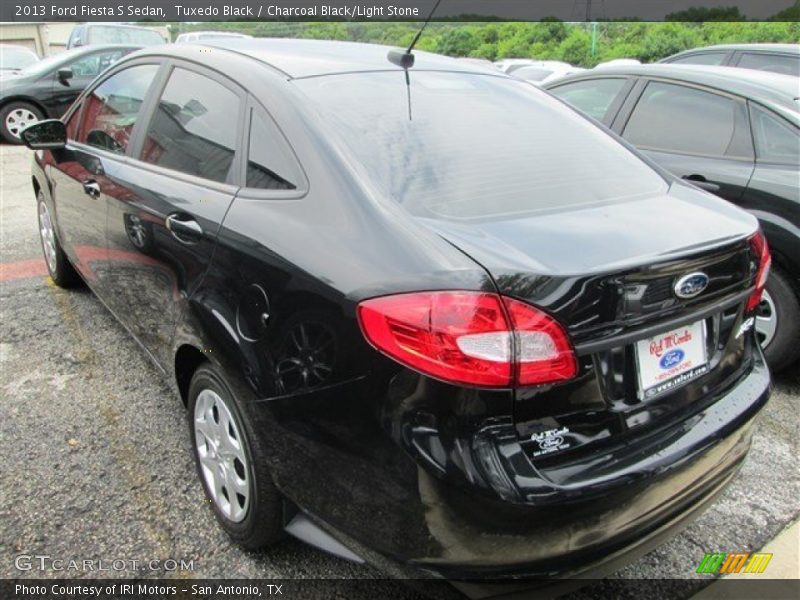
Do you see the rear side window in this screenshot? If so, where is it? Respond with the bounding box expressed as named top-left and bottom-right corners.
top-left (750, 105), bottom-right (800, 165)
top-left (140, 67), bottom-right (241, 184)
top-left (736, 52), bottom-right (800, 77)
top-left (669, 52), bottom-right (727, 66)
top-left (623, 82), bottom-right (750, 158)
top-left (550, 78), bottom-right (627, 121)
top-left (246, 108), bottom-right (298, 190)
top-left (79, 64), bottom-right (159, 154)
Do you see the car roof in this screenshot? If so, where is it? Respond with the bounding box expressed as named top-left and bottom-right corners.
top-left (199, 38), bottom-right (502, 78)
top-left (84, 23), bottom-right (157, 31)
top-left (547, 64), bottom-right (800, 123)
top-left (668, 43), bottom-right (800, 56)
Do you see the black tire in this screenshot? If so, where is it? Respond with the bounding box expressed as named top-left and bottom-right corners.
top-left (1, 101), bottom-right (44, 144)
top-left (187, 363), bottom-right (284, 549)
top-left (759, 267), bottom-right (800, 373)
top-left (36, 191), bottom-right (80, 288)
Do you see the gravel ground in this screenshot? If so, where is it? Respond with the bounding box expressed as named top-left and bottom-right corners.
top-left (1, 144), bottom-right (798, 598)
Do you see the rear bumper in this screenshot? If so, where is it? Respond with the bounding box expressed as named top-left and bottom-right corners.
top-left (256, 353), bottom-right (769, 580)
top-left (415, 357), bottom-right (769, 579)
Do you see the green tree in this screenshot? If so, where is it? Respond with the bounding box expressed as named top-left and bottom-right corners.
top-left (638, 22), bottom-right (701, 62)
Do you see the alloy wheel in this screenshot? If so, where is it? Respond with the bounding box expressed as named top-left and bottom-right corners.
top-left (38, 199), bottom-right (57, 274)
top-left (194, 389), bottom-right (250, 523)
top-left (755, 289), bottom-right (777, 349)
top-left (6, 107), bottom-right (38, 139)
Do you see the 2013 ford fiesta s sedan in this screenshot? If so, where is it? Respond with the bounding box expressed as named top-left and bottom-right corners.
top-left (24, 39), bottom-right (771, 580)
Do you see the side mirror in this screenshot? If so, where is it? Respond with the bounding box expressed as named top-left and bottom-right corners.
top-left (57, 68), bottom-right (73, 85)
top-left (21, 119), bottom-right (67, 150)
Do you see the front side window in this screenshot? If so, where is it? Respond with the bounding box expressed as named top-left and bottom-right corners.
top-left (750, 105), bottom-right (800, 165)
top-left (737, 52), bottom-right (800, 76)
top-left (79, 64), bottom-right (159, 154)
top-left (669, 52), bottom-right (727, 66)
top-left (549, 78), bottom-right (627, 121)
top-left (246, 108), bottom-right (299, 190)
top-left (65, 101), bottom-right (82, 140)
top-left (140, 67), bottom-right (241, 184)
top-left (623, 81), bottom-right (749, 158)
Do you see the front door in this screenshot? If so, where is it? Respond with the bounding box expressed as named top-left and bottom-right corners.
top-left (46, 63), bottom-right (157, 297)
top-left (103, 62), bottom-right (244, 365)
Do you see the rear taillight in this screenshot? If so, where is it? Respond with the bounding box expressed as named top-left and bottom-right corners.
top-left (746, 230), bottom-right (771, 313)
top-left (357, 291), bottom-right (577, 388)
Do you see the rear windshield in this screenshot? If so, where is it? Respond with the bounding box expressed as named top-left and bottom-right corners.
top-left (296, 71), bottom-right (667, 220)
top-left (88, 26), bottom-right (163, 46)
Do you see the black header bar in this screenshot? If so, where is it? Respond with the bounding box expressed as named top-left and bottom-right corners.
top-left (2, 0), bottom-right (799, 22)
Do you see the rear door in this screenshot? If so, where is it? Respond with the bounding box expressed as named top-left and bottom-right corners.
top-left (614, 79), bottom-right (755, 203)
top-left (103, 60), bottom-right (245, 366)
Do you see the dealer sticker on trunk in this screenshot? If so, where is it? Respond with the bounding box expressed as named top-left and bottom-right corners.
top-left (635, 320), bottom-right (708, 399)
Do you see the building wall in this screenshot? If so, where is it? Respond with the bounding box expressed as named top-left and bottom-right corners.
top-left (0, 23), bottom-right (49, 56)
top-left (0, 23), bottom-right (171, 57)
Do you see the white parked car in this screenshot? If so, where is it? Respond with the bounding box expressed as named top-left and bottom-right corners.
top-left (511, 61), bottom-right (586, 86)
top-left (175, 31), bottom-right (253, 44)
top-left (594, 58), bottom-right (642, 69)
top-left (493, 58), bottom-right (538, 73)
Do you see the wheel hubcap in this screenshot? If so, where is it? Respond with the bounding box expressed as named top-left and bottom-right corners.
top-left (6, 108), bottom-right (38, 139)
top-left (755, 290), bottom-right (777, 349)
top-left (194, 389), bottom-right (250, 523)
top-left (38, 199), bottom-right (57, 274)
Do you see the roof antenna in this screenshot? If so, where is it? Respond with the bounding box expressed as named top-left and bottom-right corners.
top-left (387, 0), bottom-right (443, 70)
top-left (387, 0), bottom-right (443, 120)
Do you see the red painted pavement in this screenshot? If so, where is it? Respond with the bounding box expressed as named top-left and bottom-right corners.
top-left (0, 258), bottom-right (48, 283)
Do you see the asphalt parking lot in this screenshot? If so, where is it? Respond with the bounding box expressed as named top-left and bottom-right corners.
top-left (1, 143), bottom-right (798, 598)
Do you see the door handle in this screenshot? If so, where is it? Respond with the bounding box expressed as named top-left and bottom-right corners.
top-left (82, 179), bottom-right (100, 198)
top-left (166, 213), bottom-right (203, 242)
top-left (682, 175), bottom-right (720, 194)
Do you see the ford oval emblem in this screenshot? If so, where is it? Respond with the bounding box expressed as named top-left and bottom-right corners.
top-left (659, 349), bottom-right (685, 369)
top-left (674, 272), bottom-right (709, 299)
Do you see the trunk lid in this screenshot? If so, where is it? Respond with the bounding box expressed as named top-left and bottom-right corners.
top-left (419, 182), bottom-right (761, 479)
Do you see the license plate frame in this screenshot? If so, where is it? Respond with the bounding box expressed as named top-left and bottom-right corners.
top-left (635, 320), bottom-right (709, 400)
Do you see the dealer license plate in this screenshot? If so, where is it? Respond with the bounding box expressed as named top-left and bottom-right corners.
top-left (635, 320), bottom-right (708, 400)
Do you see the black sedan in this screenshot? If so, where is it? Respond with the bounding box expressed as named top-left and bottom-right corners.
top-left (660, 43), bottom-right (800, 76)
top-left (545, 64), bottom-right (800, 373)
top-left (24, 40), bottom-right (770, 580)
top-left (0, 44), bottom-right (139, 143)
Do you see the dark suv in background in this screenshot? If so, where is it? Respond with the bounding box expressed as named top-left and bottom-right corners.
top-left (67, 23), bottom-right (166, 49)
top-left (660, 43), bottom-right (799, 76)
top-left (545, 64), bottom-right (800, 372)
